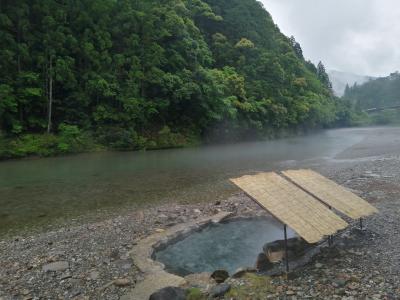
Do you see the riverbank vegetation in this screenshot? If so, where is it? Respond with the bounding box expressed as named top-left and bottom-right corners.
top-left (0, 0), bottom-right (358, 159)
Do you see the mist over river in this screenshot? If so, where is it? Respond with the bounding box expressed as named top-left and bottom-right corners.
top-left (1, 127), bottom-right (398, 235)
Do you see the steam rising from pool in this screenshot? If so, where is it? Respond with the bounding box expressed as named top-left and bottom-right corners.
top-left (154, 218), bottom-right (296, 276)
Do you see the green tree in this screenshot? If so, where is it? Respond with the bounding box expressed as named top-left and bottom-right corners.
top-left (0, 0), bottom-right (354, 158)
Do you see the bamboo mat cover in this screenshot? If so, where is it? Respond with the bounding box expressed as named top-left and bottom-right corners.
top-left (230, 172), bottom-right (348, 244)
top-left (283, 169), bottom-right (378, 219)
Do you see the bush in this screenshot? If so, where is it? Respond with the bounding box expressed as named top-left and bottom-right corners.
top-left (145, 126), bottom-right (198, 149)
top-left (0, 134), bottom-right (59, 159)
top-left (0, 125), bottom-right (199, 160)
top-left (57, 123), bottom-right (87, 153)
top-left (95, 126), bottom-right (147, 150)
top-left (0, 126), bottom-right (96, 160)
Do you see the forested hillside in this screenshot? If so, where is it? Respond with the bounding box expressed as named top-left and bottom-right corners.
top-left (342, 72), bottom-right (400, 125)
top-left (0, 0), bottom-right (352, 158)
top-left (343, 72), bottom-right (400, 110)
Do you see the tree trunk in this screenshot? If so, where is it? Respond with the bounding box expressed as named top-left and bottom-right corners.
top-left (47, 56), bottom-right (53, 133)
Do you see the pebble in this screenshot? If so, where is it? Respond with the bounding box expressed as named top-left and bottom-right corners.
top-left (42, 261), bottom-right (69, 272)
top-left (286, 290), bottom-right (295, 295)
top-left (60, 273), bottom-right (72, 280)
top-left (113, 278), bottom-right (130, 287)
top-left (89, 271), bottom-right (100, 280)
top-left (21, 289), bottom-right (30, 295)
top-left (70, 289), bottom-right (82, 298)
top-left (333, 279), bottom-right (347, 287)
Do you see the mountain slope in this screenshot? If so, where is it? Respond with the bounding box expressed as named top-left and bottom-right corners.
top-left (0, 0), bottom-right (349, 157)
top-left (343, 72), bottom-right (400, 109)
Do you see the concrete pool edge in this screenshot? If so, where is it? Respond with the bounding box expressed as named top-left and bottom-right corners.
top-left (121, 211), bottom-right (234, 300)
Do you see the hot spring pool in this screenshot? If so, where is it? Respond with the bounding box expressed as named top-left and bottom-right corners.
top-left (154, 218), bottom-right (296, 276)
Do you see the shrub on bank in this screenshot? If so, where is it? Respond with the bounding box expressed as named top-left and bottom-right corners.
top-left (0, 125), bottom-right (200, 160)
top-left (0, 125), bottom-right (97, 159)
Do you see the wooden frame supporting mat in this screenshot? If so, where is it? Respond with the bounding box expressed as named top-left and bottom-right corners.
top-left (230, 172), bottom-right (348, 244)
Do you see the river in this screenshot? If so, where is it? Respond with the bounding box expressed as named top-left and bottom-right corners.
top-left (1, 127), bottom-right (398, 236)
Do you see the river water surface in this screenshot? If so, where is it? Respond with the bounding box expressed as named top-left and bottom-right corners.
top-left (1, 127), bottom-right (395, 235)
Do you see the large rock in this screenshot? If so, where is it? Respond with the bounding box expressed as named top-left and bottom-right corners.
top-left (263, 238), bottom-right (309, 262)
top-left (211, 269), bottom-right (229, 283)
top-left (42, 261), bottom-right (69, 272)
top-left (255, 253), bottom-right (274, 272)
top-left (209, 283), bottom-right (231, 298)
top-left (149, 287), bottom-right (186, 300)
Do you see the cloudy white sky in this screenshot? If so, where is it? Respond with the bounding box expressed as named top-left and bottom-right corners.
top-left (261, 0), bottom-right (400, 77)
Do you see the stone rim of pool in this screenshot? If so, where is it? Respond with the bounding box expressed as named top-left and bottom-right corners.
top-left (124, 211), bottom-right (328, 300)
top-left (124, 211), bottom-right (233, 300)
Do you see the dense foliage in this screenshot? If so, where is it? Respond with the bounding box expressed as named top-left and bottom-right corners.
top-left (342, 72), bottom-right (400, 125)
top-left (0, 0), bottom-right (352, 158)
top-left (343, 72), bottom-right (400, 110)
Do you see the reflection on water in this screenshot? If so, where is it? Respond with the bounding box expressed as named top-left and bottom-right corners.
top-left (0, 128), bottom-right (366, 235)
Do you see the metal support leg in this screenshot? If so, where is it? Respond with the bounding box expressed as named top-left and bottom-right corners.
top-left (328, 206), bottom-right (333, 246)
top-left (360, 218), bottom-right (363, 230)
top-left (284, 224), bottom-right (289, 274)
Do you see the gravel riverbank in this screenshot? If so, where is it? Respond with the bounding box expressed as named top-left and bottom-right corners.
top-left (0, 194), bottom-right (263, 300)
top-left (1, 134), bottom-right (400, 299)
top-left (241, 155), bottom-right (400, 299)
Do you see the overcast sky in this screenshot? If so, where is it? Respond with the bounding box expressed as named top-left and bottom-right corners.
top-left (261, 0), bottom-right (400, 77)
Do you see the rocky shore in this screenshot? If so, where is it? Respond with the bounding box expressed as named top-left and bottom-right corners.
top-left (2, 150), bottom-right (400, 299)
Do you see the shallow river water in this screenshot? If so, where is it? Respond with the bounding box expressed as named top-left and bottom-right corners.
top-left (1, 127), bottom-right (396, 235)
